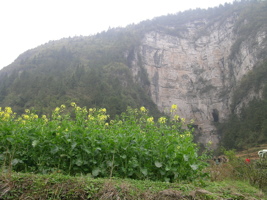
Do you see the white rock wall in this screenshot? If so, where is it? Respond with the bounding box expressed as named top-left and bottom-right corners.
top-left (131, 15), bottom-right (267, 148)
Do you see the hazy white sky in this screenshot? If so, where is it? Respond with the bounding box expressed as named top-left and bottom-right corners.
top-left (0, 0), bottom-right (234, 70)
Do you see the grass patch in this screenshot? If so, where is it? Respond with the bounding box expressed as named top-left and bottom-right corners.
top-left (0, 170), bottom-right (266, 200)
top-left (205, 180), bottom-right (264, 200)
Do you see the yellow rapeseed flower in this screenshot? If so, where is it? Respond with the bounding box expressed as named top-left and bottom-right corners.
top-left (25, 109), bottom-right (30, 114)
top-left (70, 102), bottom-right (76, 107)
top-left (140, 106), bottom-right (147, 113)
top-left (75, 106), bottom-right (81, 111)
top-left (171, 104), bottom-right (177, 111)
top-left (60, 104), bottom-right (66, 109)
top-left (100, 108), bottom-right (107, 113)
top-left (54, 107), bottom-right (60, 112)
top-left (88, 115), bottom-right (95, 120)
top-left (42, 115), bottom-right (48, 123)
top-left (173, 115), bottom-right (179, 121)
top-left (3, 113), bottom-right (10, 120)
top-left (23, 114), bottom-right (30, 120)
top-left (5, 107), bottom-right (12, 114)
top-left (158, 117), bottom-right (167, 124)
top-left (147, 117), bottom-right (154, 123)
top-left (98, 114), bottom-right (108, 121)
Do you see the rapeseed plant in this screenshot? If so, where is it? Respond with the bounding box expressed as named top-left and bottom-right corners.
top-left (147, 117), bottom-right (154, 123)
top-left (158, 116), bottom-right (167, 124)
top-left (140, 106), bottom-right (147, 113)
top-left (0, 103), bottom-right (207, 182)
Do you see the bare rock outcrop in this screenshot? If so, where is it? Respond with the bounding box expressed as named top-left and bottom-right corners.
top-left (131, 14), bottom-right (267, 148)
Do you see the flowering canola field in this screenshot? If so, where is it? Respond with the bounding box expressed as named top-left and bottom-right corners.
top-left (0, 103), bottom-right (207, 182)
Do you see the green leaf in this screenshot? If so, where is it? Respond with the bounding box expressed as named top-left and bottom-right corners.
top-left (165, 165), bottom-right (171, 171)
top-left (121, 167), bottom-right (126, 173)
top-left (95, 147), bottom-right (102, 151)
top-left (51, 146), bottom-right (59, 154)
top-left (183, 154), bottom-right (189, 161)
top-left (75, 159), bottom-right (83, 166)
top-left (190, 164), bottom-right (198, 170)
top-left (7, 137), bottom-right (14, 143)
top-left (71, 142), bottom-right (77, 149)
top-left (11, 158), bottom-right (23, 166)
top-left (32, 140), bottom-right (39, 147)
top-left (83, 148), bottom-right (91, 154)
top-left (164, 177), bottom-right (170, 182)
top-left (107, 160), bottom-right (113, 167)
top-left (160, 170), bottom-right (166, 175)
top-left (140, 168), bottom-right (148, 176)
top-left (92, 168), bottom-right (100, 177)
top-left (155, 161), bottom-right (163, 168)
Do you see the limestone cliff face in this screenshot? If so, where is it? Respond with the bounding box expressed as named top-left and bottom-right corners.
top-left (131, 14), bottom-right (267, 147)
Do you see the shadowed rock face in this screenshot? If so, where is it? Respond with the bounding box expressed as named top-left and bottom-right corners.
top-left (131, 15), bottom-right (267, 148)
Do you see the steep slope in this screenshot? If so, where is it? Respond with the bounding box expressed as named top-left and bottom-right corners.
top-left (0, 33), bottom-right (159, 117)
top-left (129, 1), bottom-right (267, 148)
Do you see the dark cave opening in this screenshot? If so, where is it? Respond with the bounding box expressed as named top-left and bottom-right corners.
top-left (212, 109), bottom-right (219, 122)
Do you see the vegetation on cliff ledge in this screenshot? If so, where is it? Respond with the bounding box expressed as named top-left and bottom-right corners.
top-left (219, 60), bottom-right (267, 150)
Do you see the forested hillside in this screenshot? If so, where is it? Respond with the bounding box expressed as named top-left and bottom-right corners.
top-left (0, 31), bottom-right (159, 117)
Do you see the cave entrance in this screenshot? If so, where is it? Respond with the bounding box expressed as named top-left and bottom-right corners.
top-left (212, 109), bottom-right (219, 122)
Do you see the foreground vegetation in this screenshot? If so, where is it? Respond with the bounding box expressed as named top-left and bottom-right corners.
top-left (0, 103), bottom-right (207, 182)
top-left (1, 159), bottom-right (266, 199)
top-left (0, 104), bottom-right (267, 199)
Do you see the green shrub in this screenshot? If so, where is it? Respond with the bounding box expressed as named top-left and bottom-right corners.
top-left (228, 157), bottom-right (267, 192)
